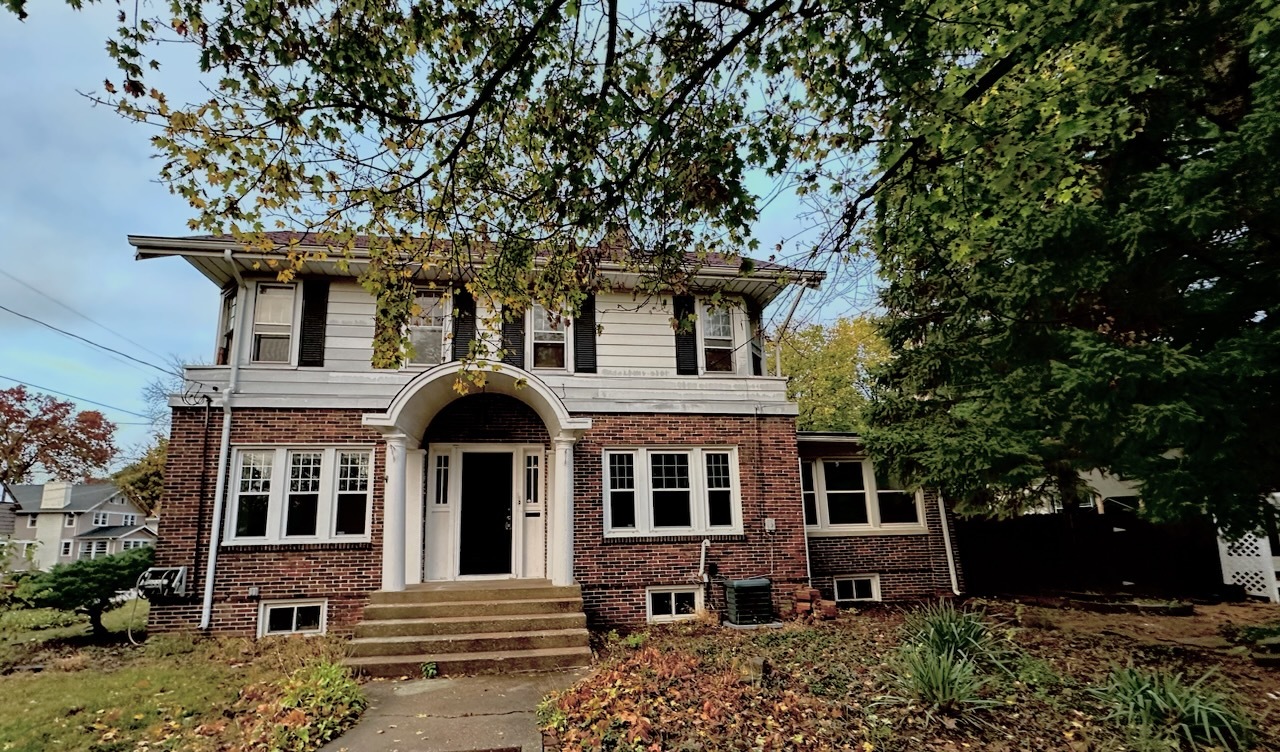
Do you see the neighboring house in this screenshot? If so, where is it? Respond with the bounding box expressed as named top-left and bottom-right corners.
top-left (9, 482), bottom-right (156, 571)
top-left (134, 232), bottom-right (963, 672)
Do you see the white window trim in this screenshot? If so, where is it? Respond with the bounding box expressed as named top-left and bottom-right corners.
top-left (695, 298), bottom-right (750, 377)
top-left (216, 285), bottom-right (238, 365)
top-left (247, 281), bottom-right (303, 367)
top-left (525, 303), bottom-right (574, 374)
top-left (225, 446), bottom-right (376, 545)
top-left (802, 458), bottom-right (928, 536)
top-left (833, 574), bottom-right (881, 603)
top-left (92, 512), bottom-right (110, 527)
top-left (603, 447), bottom-right (742, 537)
top-left (64, 513), bottom-right (75, 528)
top-left (258, 599), bottom-right (328, 637)
top-left (121, 539), bottom-right (151, 550)
top-left (122, 514), bottom-right (137, 527)
top-left (60, 540), bottom-right (72, 557)
top-left (404, 286), bottom-right (453, 368)
top-left (26, 515), bottom-right (36, 528)
top-left (646, 585), bottom-right (704, 623)
top-left (78, 540), bottom-right (109, 560)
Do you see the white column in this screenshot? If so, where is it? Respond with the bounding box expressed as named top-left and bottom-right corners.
top-left (549, 436), bottom-right (577, 586)
top-left (381, 432), bottom-right (409, 591)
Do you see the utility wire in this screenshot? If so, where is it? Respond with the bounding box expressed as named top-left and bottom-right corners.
top-left (0, 304), bottom-right (174, 378)
top-left (0, 374), bottom-right (152, 419)
top-left (0, 268), bottom-right (171, 363)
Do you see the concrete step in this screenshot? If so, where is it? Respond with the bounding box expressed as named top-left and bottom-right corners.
top-left (346, 645), bottom-right (593, 678)
top-left (363, 597), bottom-right (584, 621)
top-left (369, 583), bottom-right (581, 605)
top-left (349, 628), bottom-right (589, 658)
top-left (354, 611), bottom-right (586, 638)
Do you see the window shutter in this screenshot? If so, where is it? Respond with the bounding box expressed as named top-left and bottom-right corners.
top-left (451, 288), bottom-right (477, 360)
top-left (573, 293), bottom-right (597, 373)
top-left (673, 294), bottom-right (698, 375)
top-left (297, 279), bottom-right (329, 368)
top-left (748, 300), bottom-right (764, 376)
top-left (501, 306), bottom-right (525, 367)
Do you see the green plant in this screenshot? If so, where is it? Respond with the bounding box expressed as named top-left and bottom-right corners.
top-left (621, 631), bottom-right (647, 649)
top-left (536, 695), bottom-right (568, 733)
top-left (1090, 667), bottom-right (1252, 750)
top-left (883, 644), bottom-right (996, 722)
top-left (421, 661), bottom-right (438, 678)
top-left (0, 607), bottom-right (82, 633)
top-left (13, 547), bottom-right (154, 636)
top-left (901, 600), bottom-right (1010, 671)
top-left (273, 660), bottom-right (367, 751)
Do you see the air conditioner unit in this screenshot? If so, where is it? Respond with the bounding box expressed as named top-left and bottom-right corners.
top-left (138, 566), bottom-right (188, 599)
top-left (724, 577), bottom-right (773, 625)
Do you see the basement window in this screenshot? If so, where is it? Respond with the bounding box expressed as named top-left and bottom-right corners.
top-left (647, 586), bottom-right (702, 623)
top-left (259, 600), bottom-right (326, 637)
top-left (833, 575), bottom-right (880, 604)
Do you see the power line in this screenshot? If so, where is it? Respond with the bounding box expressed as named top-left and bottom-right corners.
top-left (0, 374), bottom-right (152, 419)
top-left (0, 268), bottom-right (171, 363)
top-left (0, 303), bottom-right (176, 378)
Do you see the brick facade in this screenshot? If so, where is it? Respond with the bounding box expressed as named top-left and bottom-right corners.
top-left (154, 400), bottom-right (962, 635)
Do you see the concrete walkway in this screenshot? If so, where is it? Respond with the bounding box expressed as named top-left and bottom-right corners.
top-left (321, 669), bottom-right (590, 752)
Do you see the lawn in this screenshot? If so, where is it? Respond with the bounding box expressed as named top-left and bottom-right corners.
top-left (0, 602), bottom-right (364, 752)
top-left (541, 599), bottom-right (1280, 751)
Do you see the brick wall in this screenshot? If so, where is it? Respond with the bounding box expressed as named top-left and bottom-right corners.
top-left (151, 407), bottom-right (384, 635)
top-left (572, 414), bottom-right (810, 628)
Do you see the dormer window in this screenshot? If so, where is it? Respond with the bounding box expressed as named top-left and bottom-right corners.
top-left (530, 304), bottom-right (567, 369)
top-left (701, 306), bottom-right (734, 372)
top-left (252, 284), bottom-right (295, 363)
top-left (408, 288), bottom-right (449, 365)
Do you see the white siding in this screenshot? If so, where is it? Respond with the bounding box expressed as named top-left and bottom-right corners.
top-left (595, 292), bottom-right (677, 375)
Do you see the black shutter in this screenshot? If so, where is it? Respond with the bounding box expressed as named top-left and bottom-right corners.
top-left (501, 306), bottom-right (525, 368)
top-left (748, 300), bottom-right (764, 376)
top-left (673, 294), bottom-right (698, 375)
top-left (297, 279), bottom-right (329, 367)
top-left (573, 293), bottom-right (597, 373)
top-left (451, 288), bottom-right (477, 360)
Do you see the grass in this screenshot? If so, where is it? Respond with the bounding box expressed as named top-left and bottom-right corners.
top-left (0, 603), bottom-right (364, 752)
top-left (1091, 666), bottom-right (1253, 750)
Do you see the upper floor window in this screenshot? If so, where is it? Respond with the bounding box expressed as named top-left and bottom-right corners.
top-left (92, 512), bottom-right (110, 527)
top-left (216, 286), bottom-right (237, 365)
top-left (530, 304), bottom-right (567, 369)
top-left (252, 284), bottom-right (295, 363)
top-left (64, 513), bottom-right (75, 528)
top-left (26, 515), bottom-right (36, 528)
top-left (228, 446), bottom-right (374, 544)
top-left (801, 458), bottom-right (925, 533)
top-left (122, 514), bottom-right (137, 526)
top-left (408, 288), bottom-right (449, 365)
top-left (604, 447), bottom-right (741, 537)
top-left (701, 306), bottom-right (734, 372)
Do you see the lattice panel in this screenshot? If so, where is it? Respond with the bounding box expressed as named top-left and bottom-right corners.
top-left (1217, 531), bottom-right (1279, 603)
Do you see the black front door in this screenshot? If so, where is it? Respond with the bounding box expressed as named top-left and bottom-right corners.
top-left (458, 452), bottom-right (514, 576)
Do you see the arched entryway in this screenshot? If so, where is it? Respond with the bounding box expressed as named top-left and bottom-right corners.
top-left (362, 362), bottom-right (590, 591)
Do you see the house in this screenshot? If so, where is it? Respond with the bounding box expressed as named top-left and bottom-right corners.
top-left (134, 232), bottom-right (963, 673)
top-left (8, 482), bottom-right (156, 570)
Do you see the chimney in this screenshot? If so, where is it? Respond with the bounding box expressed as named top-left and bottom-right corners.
top-left (40, 482), bottom-right (74, 510)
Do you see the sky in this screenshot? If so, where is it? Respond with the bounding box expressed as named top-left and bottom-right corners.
top-left (0, 4), bottom-right (876, 473)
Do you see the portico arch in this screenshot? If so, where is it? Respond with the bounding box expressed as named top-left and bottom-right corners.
top-left (363, 362), bottom-right (590, 591)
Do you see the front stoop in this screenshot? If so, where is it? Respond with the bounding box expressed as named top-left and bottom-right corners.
top-left (344, 580), bottom-right (592, 677)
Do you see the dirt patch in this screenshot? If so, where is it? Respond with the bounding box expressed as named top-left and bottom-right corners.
top-left (1012, 600), bottom-right (1278, 648)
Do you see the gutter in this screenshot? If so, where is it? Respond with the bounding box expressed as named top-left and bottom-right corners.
top-left (199, 250), bottom-right (246, 629)
top-left (938, 494), bottom-right (961, 595)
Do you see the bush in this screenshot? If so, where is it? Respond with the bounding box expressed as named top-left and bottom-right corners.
top-left (885, 644), bottom-right (995, 720)
top-left (901, 600), bottom-right (1009, 670)
top-left (1090, 667), bottom-right (1252, 750)
top-left (13, 547), bottom-right (154, 636)
top-left (271, 660), bottom-right (366, 751)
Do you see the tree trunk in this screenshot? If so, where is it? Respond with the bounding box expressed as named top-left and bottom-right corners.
top-left (86, 608), bottom-right (106, 638)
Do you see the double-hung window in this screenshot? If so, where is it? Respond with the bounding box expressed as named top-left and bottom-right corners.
top-left (217, 287), bottom-right (237, 365)
top-left (251, 284), bottom-right (295, 363)
top-left (122, 514), bottom-right (137, 526)
top-left (604, 447), bottom-right (741, 536)
top-left (64, 513), bottom-right (75, 528)
top-left (802, 458), bottom-right (925, 533)
top-left (78, 540), bottom-right (108, 560)
top-left (530, 304), bottom-right (567, 369)
top-left (27, 515), bottom-right (37, 528)
top-left (701, 305), bottom-right (735, 372)
top-left (408, 288), bottom-right (448, 365)
top-left (229, 447), bottom-right (375, 544)
top-left (92, 512), bottom-right (110, 527)
top-left (60, 540), bottom-right (72, 557)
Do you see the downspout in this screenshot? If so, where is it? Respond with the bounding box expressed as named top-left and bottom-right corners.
top-left (938, 494), bottom-right (961, 595)
top-left (200, 250), bottom-right (246, 629)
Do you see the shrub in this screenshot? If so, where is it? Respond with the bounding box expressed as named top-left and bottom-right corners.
top-left (901, 600), bottom-right (1010, 671)
top-left (884, 644), bottom-right (995, 721)
top-left (1090, 667), bottom-right (1252, 750)
top-left (272, 660), bottom-right (366, 751)
top-left (13, 547), bottom-right (154, 636)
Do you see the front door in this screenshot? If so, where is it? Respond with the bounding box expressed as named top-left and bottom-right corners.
top-left (458, 452), bottom-right (514, 576)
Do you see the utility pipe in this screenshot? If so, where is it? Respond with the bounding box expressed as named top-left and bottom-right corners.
top-left (698, 539), bottom-right (711, 583)
top-left (938, 494), bottom-right (961, 595)
top-left (200, 250), bottom-right (246, 629)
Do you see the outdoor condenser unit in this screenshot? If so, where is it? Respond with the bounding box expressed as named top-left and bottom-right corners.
top-left (138, 566), bottom-right (188, 599)
top-left (724, 578), bottom-right (773, 625)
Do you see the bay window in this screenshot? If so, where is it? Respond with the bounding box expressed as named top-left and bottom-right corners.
top-left (802, 458), bottom-right (925, 533)
top-left (604, 447), bottom-right (741, 536)
top-left (229, 447), bottom-right (375, 544)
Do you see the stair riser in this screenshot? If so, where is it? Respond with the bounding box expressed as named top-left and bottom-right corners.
top-left (350, 631), bottom-right (589, 658)
top-left (354, 614), bottom-right (586, 638)
top-left (363, 599), bottom-right (583, 620)
top-left (348, 650), bottom-right (591, 678)
top-left (369, 586), bottom-right (581, 605)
